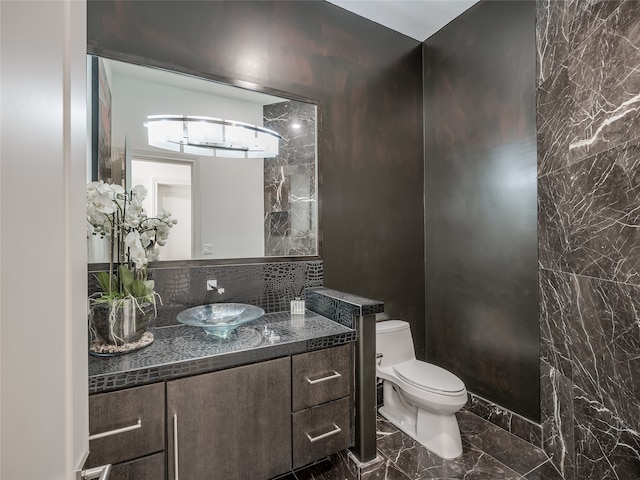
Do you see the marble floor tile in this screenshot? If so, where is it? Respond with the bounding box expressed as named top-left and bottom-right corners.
top-left (293, 454), bottom-right (357, 480)
top-left (523, 459), bottom-right (564, 480)
top-left (361, 459), bottom-right (413, 480)
top-left (458, 411), bottom-right (549, 475)
top-left (291, 412), bottom-right (555, 480)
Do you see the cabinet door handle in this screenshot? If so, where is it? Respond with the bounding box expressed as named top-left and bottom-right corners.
top-left (305, 424), bottom-right (342, 443)
top-left (78, 464), bottom-right (111, 480)
top-left (173, 414), bottom-right (180, 480)
top-left (306, 371), bottom-right (342, 385)
top-left (88, 419), bottom-right (142, 441)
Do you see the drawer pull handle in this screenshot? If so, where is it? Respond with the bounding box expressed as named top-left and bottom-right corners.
top-left (173, 414), bottom-right (180, 480)
top-left (306, 424), bottom-right (342, 443)
top-left (79, 464), bottom-right (111, 480)
top-left (306, 371), bottom-right (342, 385)
top-left (89, 419), bottom-right (142, 440)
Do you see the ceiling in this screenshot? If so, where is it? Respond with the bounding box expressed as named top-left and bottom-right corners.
top-left (326, 0), bottom-right (480, 42)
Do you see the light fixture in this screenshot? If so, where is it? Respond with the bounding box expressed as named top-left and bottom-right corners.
top-left (146, 115), bottom-right (282, 158)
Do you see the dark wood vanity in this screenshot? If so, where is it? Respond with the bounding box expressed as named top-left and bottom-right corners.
top-left (86, 312), bottom-right (355, 480)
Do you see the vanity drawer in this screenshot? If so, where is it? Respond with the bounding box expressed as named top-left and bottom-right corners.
top-left (108, 452), bottom-right (165, 480)
top-left (86, 383), bottom-right (165, 468)
top-left (292, 396), bottom-right (351, 469)
top-left (292, 344), bottom-right (353, 411)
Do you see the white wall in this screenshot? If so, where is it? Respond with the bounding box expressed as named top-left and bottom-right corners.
top-left (1, 1), bottom-right (88, 478)
top-left (110, 72), bottom-right (265, 259)
top-left (131, 159), bottom-right (193, 260)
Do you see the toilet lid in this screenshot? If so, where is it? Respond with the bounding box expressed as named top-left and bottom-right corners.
top-left (393, 361), bottom-right (465, 395)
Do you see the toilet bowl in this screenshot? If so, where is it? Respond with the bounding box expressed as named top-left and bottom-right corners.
top-left (376, 320), bottom-right (467, 459)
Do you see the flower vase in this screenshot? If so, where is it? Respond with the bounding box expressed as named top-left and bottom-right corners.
top-left (89, 297), bottom-right (156, 355)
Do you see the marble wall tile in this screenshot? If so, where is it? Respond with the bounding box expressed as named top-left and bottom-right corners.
top-left (567, 1), bottom-right (640, 163)
top-left (568, 276), bottom-right (640, 431)
top-left (537, 64), bottom-right (576, 176)
top-left (541, 361), bottom-right (575, 480)
top-left (464, 393), bottom-right (543, 448)
top-left (264, 100), bottom-right (317, 257)
top-left (537, 2), bottom-right (640, 478)
top-left (574, 392), bottom-right (640, 479)
top-left (539, 140), bottom-right (640, 283)
top-left (536, 0), bottom-right (577, 86)
top-left (569, 0), bottom-right (623, 49)
top-left (539, 269), bottom-right (574, 377)
top-left (536, 0), bottom-right (624, 86)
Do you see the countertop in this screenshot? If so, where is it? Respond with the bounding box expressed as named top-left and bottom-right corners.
top-left (89, 310), bottom-right (356, 394)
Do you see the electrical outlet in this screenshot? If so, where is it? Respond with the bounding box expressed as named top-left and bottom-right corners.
top-left (202, 244), bottom-right (213, 255)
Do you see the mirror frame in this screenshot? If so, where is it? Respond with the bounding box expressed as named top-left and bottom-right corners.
top-left (87, 47), bottom-right (322, 268)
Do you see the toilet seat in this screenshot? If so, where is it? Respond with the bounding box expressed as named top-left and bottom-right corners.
top-left (393, 361), bottom-right (465, 396)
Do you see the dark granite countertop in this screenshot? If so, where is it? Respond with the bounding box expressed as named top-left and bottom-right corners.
top-left (89, 310), bottom-right (356, 395)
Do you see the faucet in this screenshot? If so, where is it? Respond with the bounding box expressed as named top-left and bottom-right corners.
top-left (206, 279), bottom-right (225, 294)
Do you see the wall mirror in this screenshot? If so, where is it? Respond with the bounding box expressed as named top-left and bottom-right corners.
top-left (88, 55), bottom-right (318, 264)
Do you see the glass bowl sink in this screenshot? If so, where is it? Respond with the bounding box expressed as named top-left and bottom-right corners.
top-left (177, 303), bottom-right (265, 339)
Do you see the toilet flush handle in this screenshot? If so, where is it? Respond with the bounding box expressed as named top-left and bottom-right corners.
top-left (376, 353), bottom-right (383, 366)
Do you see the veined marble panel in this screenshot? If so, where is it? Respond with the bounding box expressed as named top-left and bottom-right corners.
top-left (537, 64), bottom-right (576, 176)
top-left (566, 1), bottom-right (640, 163)
top-left (536, 0), bottom-right (577, 86)
top-left (539, 269), bottom-right (574, 377)
top-left (574, 390), bottom-right (640, 479)
top-left (537, 0), bottom-right (624, 87)
top-left (264, 100), bottom-right (317, 257)
top-left (464, 392), bottom-right (543, 448)
top-left (569, 275), bottom-right (640, 432)
top-left (540, 269), bottom-right (640, 434)
top-left (536, 1), bottom-right (640, 478)
top-left (541, 360), bottom-right (575, 480)
top-left (538, 140), bottom-right (640, 283)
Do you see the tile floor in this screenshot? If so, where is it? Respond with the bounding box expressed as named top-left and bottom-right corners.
top-left (280, 411), bottom-right (564, 480)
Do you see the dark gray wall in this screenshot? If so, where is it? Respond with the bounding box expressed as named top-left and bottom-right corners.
top-left (538, 0), bottom-right (640, 477)
top-left (87, 1), bottom-right (426, 355)
top-left (423, 1), bottom-right (539, 421)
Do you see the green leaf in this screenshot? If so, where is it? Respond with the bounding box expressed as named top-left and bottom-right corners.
top-left (131, 279), bottom-right (148, 298)
top-left (95, 271), bottom-right (115, 294)
top-left (118, 265), bottom-right (134, 292)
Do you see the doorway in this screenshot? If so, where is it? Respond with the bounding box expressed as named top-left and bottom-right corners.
top-left (131, 158), bottom-right (193, 260)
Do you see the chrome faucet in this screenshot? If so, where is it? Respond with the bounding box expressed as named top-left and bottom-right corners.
top-left (206, 279), bottom-right (225, 294)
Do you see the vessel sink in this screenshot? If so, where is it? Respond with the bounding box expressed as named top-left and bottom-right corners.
top-left (177, 303), bottom-right (265, 339)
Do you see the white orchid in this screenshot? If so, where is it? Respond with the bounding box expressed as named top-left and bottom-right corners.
top-left (87, 180), bottom-right (177, 301)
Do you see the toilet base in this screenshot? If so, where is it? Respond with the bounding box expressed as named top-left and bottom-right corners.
top-left (379, 382), bottom-right (463, 459)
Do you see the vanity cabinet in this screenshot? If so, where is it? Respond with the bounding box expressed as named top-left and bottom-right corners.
top-left (88, 342), bottom-right (354, 479)
top-left (291, 344), bottom-right (353, 469)
top-left (167, 357), bottom-right (292, 480)
top-left (86, 382), bottom-right (165, 479)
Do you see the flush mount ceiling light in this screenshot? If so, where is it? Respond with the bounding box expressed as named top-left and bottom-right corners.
top-left (146, 115), bottom-right (282, 158)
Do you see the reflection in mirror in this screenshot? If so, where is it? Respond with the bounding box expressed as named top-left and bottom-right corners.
top-left (88, 56), bottom-right (318, 262)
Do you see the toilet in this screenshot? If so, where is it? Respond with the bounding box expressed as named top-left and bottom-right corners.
top-left (376, 320), bottom-right (467, 459)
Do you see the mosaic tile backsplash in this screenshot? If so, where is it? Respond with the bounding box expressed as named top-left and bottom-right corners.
top-left (89, 260), bottom-right (323, 327)
top-left (537, 1), bottom-right (640, 477)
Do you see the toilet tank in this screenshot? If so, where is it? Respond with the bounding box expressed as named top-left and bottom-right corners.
top-left (376, 320), bottom-right (416, 367)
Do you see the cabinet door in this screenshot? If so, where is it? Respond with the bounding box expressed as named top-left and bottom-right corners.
top-left (167, 357), bottom-right (292, 480)
top-left (108, 453), bottom-right (165, 480)
top-left (86, 383), bottom-right (165, 468)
